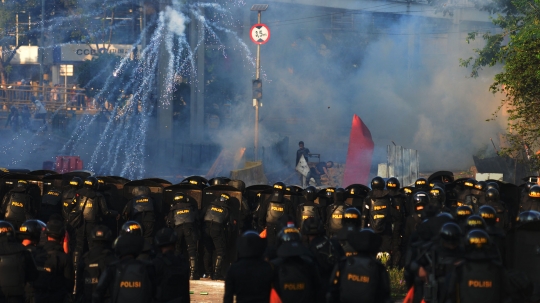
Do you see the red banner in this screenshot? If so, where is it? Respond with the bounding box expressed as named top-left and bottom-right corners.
top-left (342, 114), bottom-right (374, 186)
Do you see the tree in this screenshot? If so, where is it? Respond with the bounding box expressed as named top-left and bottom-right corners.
top-left (460, 0), bottom-right (540, 169)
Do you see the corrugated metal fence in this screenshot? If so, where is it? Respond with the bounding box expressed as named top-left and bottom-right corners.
top-left (387, 145), bottom-right (419, 187)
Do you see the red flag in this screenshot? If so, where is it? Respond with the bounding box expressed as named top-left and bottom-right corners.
top-left (342, 114), bottom-right (374, 186)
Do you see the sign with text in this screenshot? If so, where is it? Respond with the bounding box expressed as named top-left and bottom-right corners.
top-left (59, 44), bottom-right (140, 62)
top-left (250, 24), bottom-right (270, 45)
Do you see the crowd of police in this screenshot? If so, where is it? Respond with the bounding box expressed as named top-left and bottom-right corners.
top-left (0, 170), bottom-right (539, 303)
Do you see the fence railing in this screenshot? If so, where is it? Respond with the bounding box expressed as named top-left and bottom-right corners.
top-left (0, 85), bottom-right (88, 112)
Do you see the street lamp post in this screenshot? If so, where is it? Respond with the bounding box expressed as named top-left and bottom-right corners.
top-left (250, 4), bottom-right (268, 161)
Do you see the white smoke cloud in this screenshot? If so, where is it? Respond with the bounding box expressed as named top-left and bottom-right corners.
top-left (163, 6), bottom-right (188, 37)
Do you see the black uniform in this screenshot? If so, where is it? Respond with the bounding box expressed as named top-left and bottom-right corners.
top-left (122, 195), bottom-right (157, 243)
top-left (0, 237), bottom-right (39, 303)
top-left (39, 188), bottom-right (63, 223)
top-left (327, 252), bottom-right (392, 303)
top-left (257, 193), bottom-right (295, 247)
top-left (362, 189), bottom-right (394, 252)
top-left (72, 188), bottom-right (116, 256)
top-left (166, 198), bottom-right (199, 261)
top-left (62, 188), bottom-right (78, 221)
top-left (202, 196), bottom-right (231, 279)
top-left (1, 187), bottom-right (35, 228)
top-left (296, 201), bottom-right (323, 231)
top-left (387, 188), bottom-right (406, 266)
top-left (92, 255), bottom-right (156, 303)
top-left (79, 243), bottom-right (116, 303)
top-left (152, 250), bottom-right (190, 303)
top-left (271, 252), bottom-right (322, 303)
top-left (33, 240), bottom-right (74, 303)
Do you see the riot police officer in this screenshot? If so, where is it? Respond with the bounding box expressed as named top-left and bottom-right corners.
top-left (484, 188), bottom-right (509, 231)
top-left (72, 177), bottom-right (117, 269)
top-left (202, 193), bottom-right (232, 280)
top-left (257, 182), bottom-right (295, 247)
top-left (224, 231), bottom-right (273, 303)
top-left (78, 225), bottom-right (116, 303)
top-left (455, 205), bottom-right (473, 229)
top-left (519, 184), bottom-right (540, 212)
top-left (1, 180), bottom-right (36, 228)
top-left (18, 219), bottom-right (46, 302)
top-left (271, 226), bottom-right (322, 303)
top-left (40, 185), bottom-right (63, 223)
top-left (166, 193), bottom-right (199, 280)
top-left (0, 220), bottom-right (38, 303)
top-left (387, 177), bottom-right (406, 266)
top-left (457, 178), bottom-right (477, 208)
top-left (92, 234), bottom-right (156, 303)
top-left (327, 228), bottom-right (392, 303)
top-left (301, 217), bottom-right (343, 297)
top-left (362, 177), bottom-right (395, 253)
top-left (296, 186), bottom-right (323, 231)
top-left (152, 228), bottom-right (190, 303)
top-left (119, 221), bottom-right (153, 261)
top-left (62, 177), bottom-right (83, 221)
top-left (122, 186), bottom-right (157, 244)
top-left (326, 188), bottom-right (349, 237)
top-left (335, 207), bottom-right (361, 257)
top-left (33, 218), bottom-right (73, 303)
top-left (479, 205), bottom-right (506, 263)
top-left (442, 229), bottom-right (511, 303)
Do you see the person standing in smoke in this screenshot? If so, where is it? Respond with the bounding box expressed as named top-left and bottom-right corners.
top-left (295, 141), bottom-right (311, 167)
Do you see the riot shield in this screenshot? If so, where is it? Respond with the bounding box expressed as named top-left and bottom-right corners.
top-left (163, 183), bottom-right (203, 214)
top-left (96, 176), bottom-right (126, 212)
top-left (428, 171), bottom-right (454, 184)
top-left (62, 171), bottom-right (93, 187)
top-left (123, 179), bottom-right (164, 229)
top-left (285, 186), bottom-right (303, 210)
top-left (507, 220), bottom-right (540, 289)
top-left (209, 177), bottom-right (231, 186)
top-left (142, 178), bottom-right (172, 188)
top-left (245, 185), bottom-right (272, 212)
top-left (107, 176), bottom-right (131, 185)
top-left (0, 173), bottom-right (43, 214)
top-left (42, 174), bottom-right (64, 194)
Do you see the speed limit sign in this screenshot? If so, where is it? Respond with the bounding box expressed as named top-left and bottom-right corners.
top-left (250, 23), bottom-right (271, 45)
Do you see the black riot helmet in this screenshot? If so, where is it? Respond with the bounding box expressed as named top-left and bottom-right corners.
top-left (273, 182), bottom-right (286, 192)
top-left (334, 188), bottom-right (346, 203)
top-left (464, 215), bottom-right (487, 232)
top-left (342, 207), bottom-right (361, 227)
top-left (485, 188), bottom-right (500, 203)
top-left (276, 226), bottom-right (301, 247)
top-left (0, 221), bottom-right (16, 241)
top-left (173, 192), bottom-right (188, 203)
top-left (237, 231), bottom-right (266, 258)
top-left (429, 186), bottom-right (446, 206)
top-left (371, 177), bottom-right (385, 190)
top-left (90, 225), bottom-right (113, 243)
top-left (386, 177), bottom-right (400, 190)
top-left (70, 177), bottom-right (83, 189)
top-left (455, 206), bottom-right (473, 223)
top-left (465, 229), bottom-right (491, 251)
top-left (325, 188), bottom-right (335, 199)
top-left (464, 178), bottom-right (476, 189)
top-left (84, 177), bottom-right (99, 190)
top-left (529, 185), bottom-right (540, 199)
top-left (517, 210), bottom-right (540, 224)
top-left (113, 234), bottom-right (144, 257)
top-left (439, 222), bottom-right (462, 247)
top-left (303, 186), bottom-right (317, 202)
top-left (219, 193), bottom-right (230, 203)
top-left (120, 221), bottom-right (143, 236)
top-left (486, 182), bottom-right (500, 192)
top-left (478, 205), bottom-right (497, 227)
top-left (301, 217), bottom-right (325, 236)
top-left (474, 181), bottom-right (487, 191)
top-left (154, 227), bottom-right (178, 247)
top-left (45, 219), bottom-right (66, 240)
top-left (17, 180), bottom-right (28, 188)
top-left (132, 185), bottom-right (150, 197)
top-left (415, 178), bottom-right (429, 190)
top-left (413, 191), bottom-right (429, 218)
top-left (228, 180), bottom-right (246, 193)
top-left (19, 219), bottom-right (46, 242)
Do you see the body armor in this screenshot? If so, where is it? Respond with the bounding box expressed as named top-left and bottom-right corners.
top-left (266, 202), bottom-right (285, 225)
top-left (328, 205), bottom-right (345, 233)
top-left (339, 256), bottom-right (380, 303)
top-left (204, 202), bottom-right (228, 224)
top-left (172, 202), bottom-right (195, 226)
top-left (42, 189), bottom-right (62, 206)
top-left (5, 192), bottom-right (30, 223)
top-left (369, 197), bottom-right (391, 233)
top-left (299, 205), bottom-right (319, 229)
top-left (132, 195), bottom-right (154, 215)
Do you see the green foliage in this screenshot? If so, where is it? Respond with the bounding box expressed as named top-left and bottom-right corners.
top-left (461, 0), bottom-right (540, 170)
top-left (389, 267), bottom-right (408, 298)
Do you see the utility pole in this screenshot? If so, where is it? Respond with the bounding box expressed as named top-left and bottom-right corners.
top-left (40, 0), bottom-right (44, 86)
top-left (250, 4), bottom-right (268, 161)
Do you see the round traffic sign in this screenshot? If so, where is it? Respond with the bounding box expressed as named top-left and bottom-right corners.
top-left (250, 23), bottom-right (271, 45)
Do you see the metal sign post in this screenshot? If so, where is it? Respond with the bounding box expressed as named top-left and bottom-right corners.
top-left (250, 4), bottom-right (269, 161)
